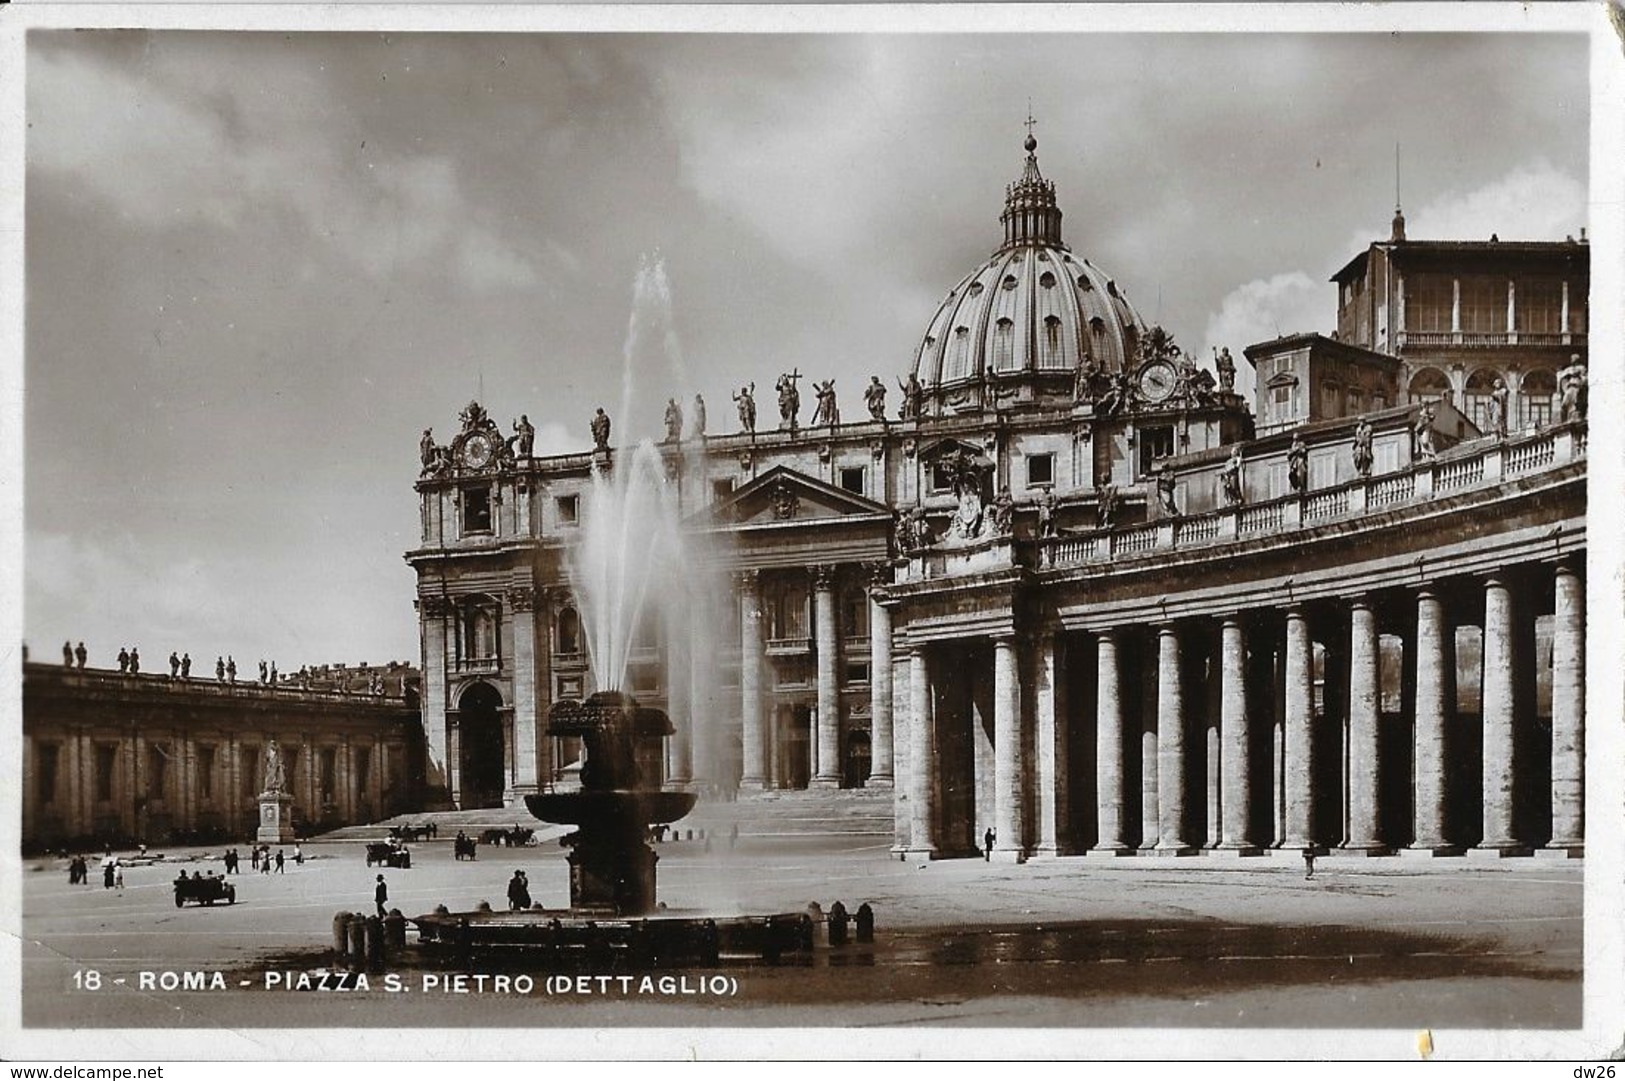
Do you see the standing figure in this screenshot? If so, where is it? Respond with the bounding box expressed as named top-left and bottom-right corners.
top-left (259, 659), bottom-right (268, 684)
top-left (1352, 416), bottom-right (1374, 477)
top-left (419, 429), bottom-right (438, 474)
top-left (75, 642), bottom-right (87, 669)
top-left (216, 656), bottom-right (226, 682)
top-left (180, 652), bottom-right (191, 679)
top-left (1074, 353), bottom-right (1100, 404)
top-left (512, 415), bottom-right (535, 458)
top-left (118, 647), bottom-right (130, 674)
top-left (1487, 378), bottom-right (1510, 438)
top-left (776, 371), bottom-right (802, 431)
top-left (983, 828), bottom-right (995, 862)
top-left (990, 486), bottom-right (1015, 537)
top-left (1558, 354), bottom-right (1588, 423)
top-left (226, 656), bottom-right (237, 683)
top-left (263, 739), bottom-right (286, 794)
top-left (128, 648), bottom-right (140, 674)
top-left (590, 407), bottom-right (612, 451)
top-left (374, 875), bottom-right (389, 918)
top-left (1156, 470), bottom-right (1180, 518)
top-left (62, 641), bottom-right (73, 667)
top-left (897, 373), bottom-right (924, 420)
top-left (1413, 405), bottom-right (1438, 461)
top-left (691, 394), bottom-right (707, 439)
top-left (507, 869), bottom-right (528, 912)
top-left (1096, 476), bottom-right (1119, 529)
top-left (1288, 433), bottom-right (1310, 491)
top-left (1037, 487), bottom-right (1058, 537)
top-left (1215, 346), bottom-right (1237, 392)
top-left (1219, 446), bottom-right (1245, 506)
top-left (663, 398), bottom-right (683, 444)
top-left (811, 379), bottom-right (839, 427)
top-left (169, 652), bottom-right (181, 679)
top-left (734, 383), bottom-right (757, 433)
top-left (864, 376), bottom-right (887, 422)
top-left (269, 661), bottom-right (278, 686)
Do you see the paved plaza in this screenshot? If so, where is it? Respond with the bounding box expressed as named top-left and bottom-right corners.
top-left (18, 809), bottom-right (1582, 1037)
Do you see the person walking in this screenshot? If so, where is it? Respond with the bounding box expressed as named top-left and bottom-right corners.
top-left (374, 875), bottom-right (388, 918)
top-left (114, 863), bottom-right (125, 892)
top-left (101, 853), bottom-right (116, 889)
top-left (983, 827), bottom-right (995, 862)
top-left (275, 849), bottom-right (285, 873)
top-left (507, 869), bottom-right (527, 912)
top-left (294, 843), bottom-right (303, 866)
top-left (1302, 847), bottom-right (1317, 880)
top-left (260, 847), bottom-right (271, 875)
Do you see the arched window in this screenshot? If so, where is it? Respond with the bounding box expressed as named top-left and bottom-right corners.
top-left (1041, 315), bottom-right (1064, 369)
top-left (556, 607), bottom-right (581, 656)
top-left (1077, 276), bottom-right (1093, 291)
top-left (1001, 274), bottom-right (1019, 291)
top-left (946, 326), bottom-right (972, 381)
top-left (1039, 271), bottom-right (1057, 289)
top-left (1519, 368), bottom-right (1557, 429)
top-left (1408, 367), bottom-right (1451, 405)
top-left (462, 599), bottom-right (500, 663)
top-left (1462, 368), bottom-right (1501, 432)
top-left (992, 318), bottom-right (1015, 372)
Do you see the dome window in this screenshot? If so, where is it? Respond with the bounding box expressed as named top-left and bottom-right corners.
top-left (1037, 251), bottom-right (1051, 262)
top-left (1077, 276), bottom-right (1093, 291)
top-left (1039, 271), bottom-right (1057, 289)
top-left (1089, 316), bottom-right (1107, 333)
top-left (1042, 315), bottom-right (1063, 366)
top-left (1002, 275), bottom-right (1019, 291)
top-left (993, 318), bottom-right (1016, 371)
top-left (1107, 280), bottom-right (1120, 297)
top-left (968, 282), bottom-right (984, 297)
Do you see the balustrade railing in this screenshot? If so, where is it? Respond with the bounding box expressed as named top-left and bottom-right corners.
top-left (1303, 489), bottom-right (1349, 521)
top-left (1435, 456), bottom-right (1484, 491)
top-left (1238, 504), bottom-right (1284, 535)
top-left (1111, 525), bottom-right (1160, 556)
top-left (1175, 515), bottom-right (1220, 544)
top-left (1506, 434), bottom-right (1555, 475)
top-left (1367, 473), bottom-right (1414, 507)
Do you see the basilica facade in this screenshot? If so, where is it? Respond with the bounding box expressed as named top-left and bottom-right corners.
top-left (407, 134), bottom-right (1587, 861)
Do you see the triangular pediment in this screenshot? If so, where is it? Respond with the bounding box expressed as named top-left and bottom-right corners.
top-left (706, 465), bottom-right (892, 527)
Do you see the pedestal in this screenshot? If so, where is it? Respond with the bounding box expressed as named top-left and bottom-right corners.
top-left (257, 791), bottom-right (296, 844)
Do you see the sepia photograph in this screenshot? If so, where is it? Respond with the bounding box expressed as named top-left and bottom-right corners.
top-left (3, 1), bottom-right (1621, 1063)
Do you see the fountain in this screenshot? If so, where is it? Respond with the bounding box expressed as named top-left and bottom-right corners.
top-left (524, 691), bottom-right (695, 915)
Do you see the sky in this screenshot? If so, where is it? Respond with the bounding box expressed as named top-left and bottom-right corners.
top-left (23, 28), bottom-right (1590, 671)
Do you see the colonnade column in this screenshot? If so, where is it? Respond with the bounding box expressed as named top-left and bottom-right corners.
top-left (1155, 624), bottom-right (1193, 854)
top-left (1343, 597), bottom-right (1384, 852)
top-left (1476, 575), bottom-right (1522, 853)
top-left (1034, 633), bottom-right (1069, 857)
top-left (992, 635), bottom-right (1025, 861)
top-left (737, 570), bottom-right (768, 790)
top-left (811, 565), bottom-right (841, 788)
top-left (509, 590), bottom-right (540, 798)
top-left (1410, 587), bottom-right (1452, 852)
top-left (868, 575), bottom-right (895, 787)
top-left (1549, 561), bottom-right (1585, 852)
top-left (666, 615), bottom-right (693, 788)
top-left (1217, 618), bottom-right (1257, 852)
top-left (1282, 607), bottom-right (1314, 849)
top-left (1092, 631), bottom-right (1131, 854)
top-left (905, 647), bottom-right (937, 858)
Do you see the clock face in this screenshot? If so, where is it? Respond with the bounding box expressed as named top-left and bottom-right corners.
top-left (1139, 360), bottom-right (1177, 402)
top-left (460, 432), bottom-right (496, 469)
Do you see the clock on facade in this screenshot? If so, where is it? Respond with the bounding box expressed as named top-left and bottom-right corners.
top-left (1138, 359), bottom-right (1178, 403)
top-left (459, 431), bottom-right (497, 470)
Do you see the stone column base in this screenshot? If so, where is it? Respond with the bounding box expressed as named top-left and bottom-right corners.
top-left (1152, 844), bottom-right (1199, 857)
top-left (1467, 844), bottom-right (1534, 859)
top-left (1212, 844), bottom-right (1267, 857)
top-left (865, 777), bottom-right (895, 790)
top-left (899, 846), bottom-right (939, 861)
top-left (738, 778), bottom-right (769, 792)
top-left (809, 776), bottom-right (842, 790)
top-left (990, 849), bottom-right (1026, 865)
top-left (1334, 844), bottom-right (1394, 857)
top-left (1087, 846), bottom-right (1135, 858)
top-left (1536, 844), bottom-right (1584, 859)
top-left (1399, 844), bottom-right (1466, 858)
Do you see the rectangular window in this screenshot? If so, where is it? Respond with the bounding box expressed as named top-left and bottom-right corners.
top-left (462, 487), bottom-right (492, 534)
top-left (845, 661), bottom-right (871, 685)
top-left (711, 479), bottom-right (734, 503)
top-left (96, 745), bottom-right (117, 802)
top-left (1026, 453), bottom-right (1055, 488)
top-left (1405, 274), bottom-right (1453, 333)
top-left (839, 466), bottom-right (866, 495)
top-left (556, 494), bottom-right (579, 525)
top-left (198, 745), bottom-right (215, 800)
top-left (630, 665), bottom-right (659, 694)
top-left (1516, 278), bottom-right (1562, 335)
top-left (1138, 426), bottom-right (1175, 476)
top-left (37, 743), bottom-right (59, 806)
top-left (842, 590), bottom-right (870, 639)
top-left (1459, 275), bottom-right (1507, 334)
top-left (930, 461), bottom-right (955, 493)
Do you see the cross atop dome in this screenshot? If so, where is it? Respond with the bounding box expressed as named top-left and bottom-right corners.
top-left (1001, 118), bottom-right (1061, 250)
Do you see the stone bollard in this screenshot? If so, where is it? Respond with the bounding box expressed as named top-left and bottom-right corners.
top-left (332, 911), bottom-right (353, 961)
top-left (365, 915), bottom-right (387, 973)
top-left (347, 912), bottom-right (367, 973)
top-left (384, 909), bottom-right (408, 950)
top-left (701, 918), bottom-right (720, 966)
top-left (798, 913), bottom-right (815, 952)
top-left (827, 901), bottom-right (849, 946)
top-left (855, 902), bottom-right (875, 943)
top-left (806, 900), bottom-right (823, 922)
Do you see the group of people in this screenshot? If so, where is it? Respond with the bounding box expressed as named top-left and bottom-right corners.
top-left (506, 869), bottom-right (533, 911)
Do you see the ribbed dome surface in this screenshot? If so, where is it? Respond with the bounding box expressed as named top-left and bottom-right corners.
top-left (911, 137), bottom-right (1148, 402)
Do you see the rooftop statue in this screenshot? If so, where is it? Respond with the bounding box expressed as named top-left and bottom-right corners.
top-left (1156, 469), bottom-right (1180, 518)
top-left (663, 398), bottom-right (683, 444)
top-left (1095, 476), bottom-right (1119, 529)
top-left (864, 376), bottom-right (887, 422)
top-left (1288, 433), bottom-right (1310, 490)
top-left (898, 373), bottom-right (924, 420)
top-left (811, 379), bottom-right (839, 427)
top-left (1558, 355), bottom-right (1587, 423)
top-left (590, 407), bottom-right (612, 451)
top-left (691, 394), bottom-right (707, 439)
top-left (1353, 416), bottom-right (1374, 477)
top-left (776, 371), bottom-right (802, 431)
top-left (1037, 487), bottom-right (1058, 538)
top-left (1413, 406), bottom-right (1438, 461)
top-left (512, 415), bottom-right (534, 458)
top-left (1219, 446), bottom-right (1245, 506)
top-left (734, 383), bottom-right (757, 433)
top-left (1215, 346), bottom-right (1237, 392)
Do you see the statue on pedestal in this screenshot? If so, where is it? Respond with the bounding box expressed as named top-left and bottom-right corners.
top-left (864, 376), bottom-right (887, 422)
top-left (1215, 347), bottom-right (1236, 392)
top-left (691, 395), bottom-right (707, 439)
top-left (1413, 406), bottom-right (1438, 461)
top-left (776, 371), bottom-right (802, 432)
top-left (262, 739), bottom-right (287, 795)
top-left (1037, 488), bottom-right (1058, 537)
top-left (898, 373), bottom-right (924, 420)
top-left (1156, 470), bottom-right (1180, 518)
top-left (663, 398), bottom-right (683, 444)
top-left (734, 384), bottom-right (757, 433)
top-left (1219, 446), bottom-right (1245, 506)
top-left (1558, 354), bottom-right (1588, 422)
top-left (811, 379), bottom-right (839, 427)
top-left (512, 415), bottom-right (535, 457)
top-left (1288, 433), bottom-right (1310, 491)
top-left (1074, 353), bottom-right (1100, 405)
top-left (590, 408), bottom-right (612, 451)
top-left (1096, 476), bottom-right (1119, 529)
top-left (1353, 416), bottom-right (1374, 477)
top-left (420, 429), bottom-right (439, 475)
top-left (990, 486), bottom-right (1015, 538)
top-left (1487, 379), bottom-right (1510, 438)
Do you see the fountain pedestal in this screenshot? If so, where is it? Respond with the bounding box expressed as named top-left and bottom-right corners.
top-left (257, 790), bottom-right (295, 844)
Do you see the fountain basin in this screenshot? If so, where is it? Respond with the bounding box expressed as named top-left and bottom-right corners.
top-left (524, 790), bottom-right (697, 828)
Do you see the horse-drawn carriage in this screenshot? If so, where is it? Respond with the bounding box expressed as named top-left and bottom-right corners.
top-left (365, 842), bottom-right (412, 869)
top-left (173, 873), bottom-right (237, 907)
top-left (389, 823), bottom-right (436, 843)
top-left (478, 826), bottom-right (536, 847)
top-left (453, 834), bottom-right (478, 860)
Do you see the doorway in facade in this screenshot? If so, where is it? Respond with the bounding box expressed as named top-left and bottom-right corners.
top-left (844, 731), bottom-right (871, 789)
top-left (458, 683), bottom-right (506, 809)
top-left (777, 704), bottom-right (811, 789)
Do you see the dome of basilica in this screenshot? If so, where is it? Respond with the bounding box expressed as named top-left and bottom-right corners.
top-left (910, 134), bottom-right (1149, 414)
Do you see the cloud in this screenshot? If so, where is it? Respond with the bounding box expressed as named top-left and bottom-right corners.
top-left (530, 421), bottom-right (579, 457)
top-left (1201, 271), bottom-right (1329, 403)
top-left (1344, 159), bottom-right (1586, 253)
